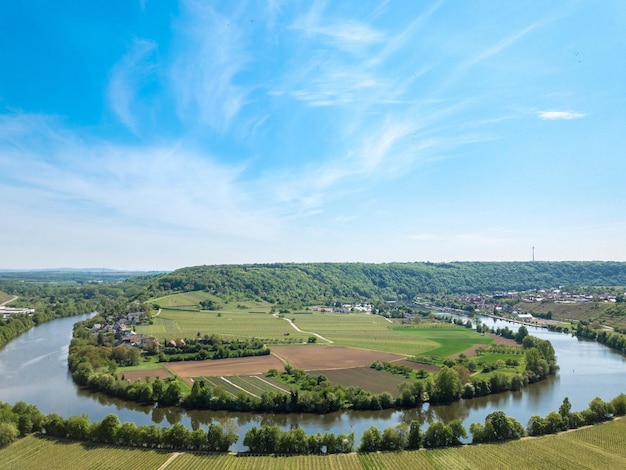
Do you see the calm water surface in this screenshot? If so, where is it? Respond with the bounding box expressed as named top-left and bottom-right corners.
top-left (1, 313), bottom-right (625, 450)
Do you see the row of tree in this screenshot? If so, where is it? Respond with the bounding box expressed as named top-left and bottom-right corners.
top-left (576, 323), bottom-right (626, 355)
top-left (243, 426), bottom-right (354, 454)
top-left (3, 392), bottom-right (626, 453)
top-left (527, 395), bottom-right (626, 436)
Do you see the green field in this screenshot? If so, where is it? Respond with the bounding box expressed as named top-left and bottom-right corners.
top-left (3, 417), bottom-right (626, 469)
top-left (0, 436), bottom-right (172, 470)
top-left (392, 325), bottom-right (494, 358)
top-left (285, 312), bottom-right (439, 356)
top-left (138, 300), bottom-right (309, 343)
top-left (138, 292), bottom-right (504, 358)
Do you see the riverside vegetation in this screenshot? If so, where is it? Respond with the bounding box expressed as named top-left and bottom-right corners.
top-left (1, 392), bottom-right (626, 455)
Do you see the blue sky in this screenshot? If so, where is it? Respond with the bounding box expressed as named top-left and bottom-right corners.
top-left (1, 1), bottom-right (625, 270)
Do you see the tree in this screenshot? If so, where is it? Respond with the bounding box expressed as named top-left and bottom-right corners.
top-left (471, 411), bottom-right (525, 443)
top-left (188, 428), bottom-right (207, 451)
top-left (515, 325), bottom-right (529, 343)
top-left (162, 422), bottom-right (190, 449)
top-left (206, 423), bottom-right (237, 452)
top-left (610, 393), bottom-right (626, 416)
top-left (66, 415), bottom-right (91, 441)
top-left (526, 415), bottom-right (545, 436)
top-left (432, 367), bottom-right (462, 404)
top-left (116, 422), bottom-right (140, 447)
top-left (0, 422), bottom-right (19, 448)
top-left (44, 413), bottom-right (67, 438)
top-left (359, 426), bottom-right (382, 452)
top-left (407, 421), bottom-right (422, 450)
top-left (381, 425), bottom-right (407, 451)
top-left (584, 397), bottom-right (613, 424)
top-left (422, 420), bottom-right (466, 448)
top-left (94, 414), bottom-right (120, 444)
top-left (139, 425), bottom-right (161, 448)
top-left (559, 397), bottom-right (572, 426)
top-left (543, 411), bottom-right (565, 434)
top-left (160, 381), bottom-right (182, 407)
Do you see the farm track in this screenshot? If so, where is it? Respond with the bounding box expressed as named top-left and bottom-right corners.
top-left (157, 452), bottom-right (181, 470)
top-left (273, 313), bottom-right (334, 343)
top-left (0, 295), bottom-right (18, 306)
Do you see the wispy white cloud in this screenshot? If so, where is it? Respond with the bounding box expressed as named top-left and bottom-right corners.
top-left (442, 16), bottom-right (555, 90)
top-left (0, 113), bottom-right (279, 240)
top-left (170, 1), bottom-right (251, 131)
top-left (538, 110), bottom-right (586, 120)
top-left (107, 39), bottom-right (158, 134)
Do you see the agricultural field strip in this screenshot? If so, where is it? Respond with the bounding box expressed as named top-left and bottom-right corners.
top-left (200, 377), bottom-right (238, 398)
top-left (219, 377), bottom-right (251, 397)
top-left (250, 375), bottom-right (291, 393)
top-left (198, 375), bottom-right (289, 398)
top-left (221, 375), bottom-right (289, 397)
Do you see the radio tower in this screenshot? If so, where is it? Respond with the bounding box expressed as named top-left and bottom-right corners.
top-left (532, 246), bottom-right (535, 262)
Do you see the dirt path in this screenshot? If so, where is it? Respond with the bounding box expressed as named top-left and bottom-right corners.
top-left (0, 295), bottom-right (18, 306)
top-left (273, 313), bottom-right (334, 344)
top-left (157, 452), bottom-right (181, 470)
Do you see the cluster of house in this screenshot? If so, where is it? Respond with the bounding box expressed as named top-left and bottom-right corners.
top-left (450, 288), bottom-right (620, 314)
top-left (0, 306), bottom-right (35, 320)
top-left (310, 303), bottom-right (373, 313)
top-left (89, 311), bottom-right (156, 347)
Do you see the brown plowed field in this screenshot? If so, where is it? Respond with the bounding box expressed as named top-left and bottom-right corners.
top-left (270, 345), bottom-right (406, 371)
top-left (126, 346), bottom-right (407, 380)
top-left (162, 355), bottom-right (285, 378)
top-left (118, 367), bottom-right (171, 382)
top-left (315, 366), bottom-right (410, 396)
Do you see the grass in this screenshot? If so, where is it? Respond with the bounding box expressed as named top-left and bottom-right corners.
top-left (138, 308), bottom-right (309, 343)
top-left (0, 291), bottom-right (12, 304)
top-left (117, 355), bottom-right (165, 372)
top-left (140, 292), bottom-right (437, 355)
top-left (0, 436), bottom-right (172, 470)
top-left (287, 313), bottom-right (438, 356)
top-left (3, 417), bottom-right (626, 469)
top-left (391, 325), bottom-right (494, 358)
top-left (151, 292), bottom-right (272, 313)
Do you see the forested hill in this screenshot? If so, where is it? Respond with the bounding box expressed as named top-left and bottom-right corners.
top-left (142, 261), bottom-right (626, 306)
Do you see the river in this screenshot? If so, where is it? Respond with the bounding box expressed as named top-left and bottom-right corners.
top-left (0, 313), bottom-right (625, 450)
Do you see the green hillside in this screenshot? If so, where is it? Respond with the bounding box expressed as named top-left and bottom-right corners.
top-left (137, 261), bottom-right (626, 306)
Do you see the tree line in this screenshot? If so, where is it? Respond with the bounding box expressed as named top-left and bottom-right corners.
top-left (3, 392), bottom-right (625, 454)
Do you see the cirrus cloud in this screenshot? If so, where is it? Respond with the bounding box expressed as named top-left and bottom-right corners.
top-left (538, 110), bottom-right (586, 120)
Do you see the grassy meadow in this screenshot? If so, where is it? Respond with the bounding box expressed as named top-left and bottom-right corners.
top-left (137, 291), bottom-right (507, 359)
top-left (3, 417), bottom-right (626, 469)
top-left (391, 325), bottom-right (494, 357)
top-left (139, 293), bottom-right (308, 343)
